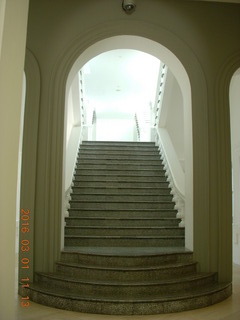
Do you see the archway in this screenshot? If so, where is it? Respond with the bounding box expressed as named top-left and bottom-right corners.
top-left (23, 19), bottom-right (216, 279)
top-left (63, 35), bottom-right (193, 250)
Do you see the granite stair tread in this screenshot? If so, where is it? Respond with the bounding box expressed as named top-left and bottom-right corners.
top-left (65, 235), bottom-right (184, 239)
top-left (65, 226), bottom-right (183, 230)
top-left (23, 281), bottom-right (231, 303)
top-left (55, 260), bottom-right (196, 271)
top-left (61, 246), bottom-right (190, 255)
top-left (36, 271), bottom-right (216, 286)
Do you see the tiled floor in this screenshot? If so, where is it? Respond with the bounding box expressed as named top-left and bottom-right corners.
top-left (17, 264), bottom-right (240, 320)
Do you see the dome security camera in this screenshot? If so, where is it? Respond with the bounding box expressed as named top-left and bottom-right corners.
top-left (122, 0), bottom-right (136, 14)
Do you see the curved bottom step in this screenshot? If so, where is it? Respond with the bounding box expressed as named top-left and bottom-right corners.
top-left (20, 282), bottom-right (232, 315)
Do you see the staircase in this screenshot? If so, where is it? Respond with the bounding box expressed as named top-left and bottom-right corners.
top-left (20, 141), bottom-right (231, 315)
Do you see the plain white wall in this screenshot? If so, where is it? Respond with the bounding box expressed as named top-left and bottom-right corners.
top-left (230, 70), bottom-right (240, 265)
top-left (0, 1), bottom-right (29, 319)
top-left (161, 70), bottom-right (185, 171)
top-left (65, 73), bottom-right (82, 193)
top-left (96, 119), bottom-right (135, 141)
top-left (165, 75), bottom-right (185, 170)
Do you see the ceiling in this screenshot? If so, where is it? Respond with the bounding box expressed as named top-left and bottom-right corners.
top-left (82, 50), bottom-right (160, 120)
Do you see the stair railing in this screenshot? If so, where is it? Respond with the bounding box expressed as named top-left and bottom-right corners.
top-left (153, 63), bottom-right (168, 128)
top-left (64, 70), bottom-right (86, 220)
top-left (155, 128), bottom-right (185, 227)
top-left (134, 113), bottom-right (140, 141)
top-left (153, 63), bottom-right (185, 227)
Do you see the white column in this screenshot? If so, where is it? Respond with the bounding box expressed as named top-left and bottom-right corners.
top-left (0, 1), bottom-right (29, 319)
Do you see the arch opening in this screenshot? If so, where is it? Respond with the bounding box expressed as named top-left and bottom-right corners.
top-left (62, 35), bottom-right (193, 251)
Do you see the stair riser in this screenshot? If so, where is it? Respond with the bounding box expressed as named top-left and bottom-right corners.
top-left (67, 210), bottom-right (177, 218)
top-left (77, 155), bottom-right (160, 160)
top-left (56, 263), bottom-right (197, 282)
top-left (80, 146), bottom-right (158, 152)
top-left (78, 150), bottom-right (159, 156)
top-left (76, 164), bottom-right (164, 170)
top-left (23, 283), bottom-right (233, 315)
top-left (77, 159), bottom-right (164, 165)
top-left (70, 194), bottom-right (173, 202)
top-left (20, 284), bottom-right (232, 315)
top-left (82, 141), bottom-right (156, 146)
top-left (73, 176), bottom-right (167, 182)
top-left (73, 181), bottom-right (169, 188)
top-left (69, 202), bottom-right (175, 210)
top-left (60, 251), bottom-right (194, 267)
top-left (64, 237), bottom-right (184, 247)
top-left (65, 219), bottom-right (180, 227)
top-left (71, 187), bottom-right (171, 195)
top-left (36, 274), bottom-right (215, 297)
top-left (75, 169), bottom-right (165, 176)
top-left (64, 227), bottom-right (184, 237)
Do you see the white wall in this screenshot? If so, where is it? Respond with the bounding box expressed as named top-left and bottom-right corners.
top-left (64, 73), bottom-right (82, 193)
top-left (230, 70), bottom-right (240, 265)
top-left (96, 119), bottom-right (135, 141)
top-left (66, 87), bottom-right (75, 146)
top-left (162, 70), bottom-right (185, 170)
top-left (0, 1), bottom-right (29, 319)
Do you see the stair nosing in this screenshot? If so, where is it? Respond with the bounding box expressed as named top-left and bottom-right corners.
top-left (65, 226), bottom-right (183, 230)
top-left (25, 282), bottom-right (230, 303)
top-left (68, 208), bottom-right (177, 212)
top-left (37, 271), bottom-right (212, 287)
top-left (55, 260), bottom-right (196, 271)
top-left (69, 200), bottom-right (174, 204)
top-left (64, 235), bottom-right (184, 239)
top-left (65, 217), bottom-right (180, 220)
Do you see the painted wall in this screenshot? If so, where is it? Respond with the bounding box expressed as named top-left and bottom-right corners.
top-left (65, 73), bottom-right (81, 194)
top-left (96, 118), bottom-right (135, 141)
top-left (230, 70), bottom-right (240, 265)
top-left (22, 0), bottom-right (240, 284)
top-left (0, 1), bottom-right (29, 319)
top-left (164, 72), bottom-right (185, 171)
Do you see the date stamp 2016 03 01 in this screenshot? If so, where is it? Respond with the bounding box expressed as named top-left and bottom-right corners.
top-left (20, 208), bottom-right (31, 308)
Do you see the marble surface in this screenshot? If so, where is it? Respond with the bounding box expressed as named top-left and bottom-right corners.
top-left (17, 264), bottom-right (240, 320)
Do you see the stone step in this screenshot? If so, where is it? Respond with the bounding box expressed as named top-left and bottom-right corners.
top-left (20, 282), bottom-right (231, 315)
top-left (75, 163), bottom-right (164, 170)
top-left (71, 186), bottom-right (171, 195)
top-left (70, 193), bottom-right (173, 202)
top-left (82, 141), bottom-right (156, 147)
top-left (78, 145), bottom-right (159, 153)
top-left (73, 175), bottom-right (168, 182)
top-left (77, 154), bottom-right (160, 160)
top-left (64, 235), bottom-right (185, 247)
top-left (67, 209), bottom-right (178, 218)
top-left (69, 200), bottom-right (175, 210)
top-left (77, 159), bottom-right (164, 165)
top-left (75, 168), bottom-right (165, 176)
top-left (65, 217), bottom-right (181, 227)
top-left (73, 180), bottom-right (169, 188)
top-left (54, 260), bottom-right (197, 282)
top-left (79, 150), bottom-right (159, 156)
top-left (79, 144), bottom-right (158, 152)
top-left (64, 226), bottom-right (184, 237)
top-left (35, 272), bottom-right (216, 297)
top-left (60, 248), bottom-right (193, 267)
